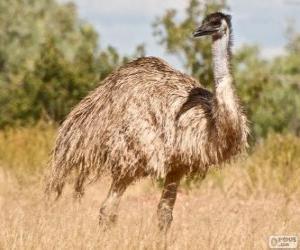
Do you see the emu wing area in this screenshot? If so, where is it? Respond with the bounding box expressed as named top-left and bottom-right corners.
top-left (54, 57), bottom-right (212, 180)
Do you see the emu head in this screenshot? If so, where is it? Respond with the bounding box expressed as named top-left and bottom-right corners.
top-left (193, 12), bottom-right (232, 40)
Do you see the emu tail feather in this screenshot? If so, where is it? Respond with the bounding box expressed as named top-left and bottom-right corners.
top-left (45, 156), bottom-right (92, 200)
top-left (45, 160), bottom-right (71, 200)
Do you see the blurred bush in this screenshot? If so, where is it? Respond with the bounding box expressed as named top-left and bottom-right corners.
top-left (234, 45), bottom-right (300, 138)
top-left (0, 0), bottom-right (144, 127)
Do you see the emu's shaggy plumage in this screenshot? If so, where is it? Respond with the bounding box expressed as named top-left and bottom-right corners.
top-left (46, 12), bottom-right (248, 231)
top-left (47, 57), bottom-right (247, 197)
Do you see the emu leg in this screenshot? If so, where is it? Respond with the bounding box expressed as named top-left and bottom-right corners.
top-left (157, 171), bottom-right (182, 232)
top-left (99, 176), bottom-right (133, 228)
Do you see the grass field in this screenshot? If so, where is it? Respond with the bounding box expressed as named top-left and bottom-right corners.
top-left (0, 125), bottom-right (300, 250)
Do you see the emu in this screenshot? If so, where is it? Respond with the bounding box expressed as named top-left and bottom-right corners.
top-left (46, 12), bottom-right (248, 231)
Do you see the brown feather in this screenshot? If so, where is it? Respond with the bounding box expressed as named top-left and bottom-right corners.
top-left (46, 56), bottom-right (248, 197)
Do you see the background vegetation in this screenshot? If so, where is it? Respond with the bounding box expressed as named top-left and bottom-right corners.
top-left (0, 0), bottom-right (144, 127)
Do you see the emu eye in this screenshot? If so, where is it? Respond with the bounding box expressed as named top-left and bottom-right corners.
top-left (211, 20), bottom-right (220, 26)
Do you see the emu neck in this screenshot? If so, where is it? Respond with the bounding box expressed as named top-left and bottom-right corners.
top-left (212, 30), bottom-right (239, 129)
top-left (212, 31), bottom-right (231, 81)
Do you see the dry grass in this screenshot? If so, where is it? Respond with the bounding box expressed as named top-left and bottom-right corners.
top-left (0, 123), bottom-right (55, 181)
top-left (0, 126), bottom-right (300, 250)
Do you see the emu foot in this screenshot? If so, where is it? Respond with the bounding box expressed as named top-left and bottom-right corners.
top-left (99, 208), bottom-right (118, 231)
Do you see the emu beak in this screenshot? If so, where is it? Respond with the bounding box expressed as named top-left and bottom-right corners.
top-left (193, 25), bottom-right (217, 37)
